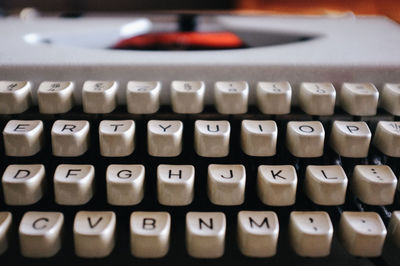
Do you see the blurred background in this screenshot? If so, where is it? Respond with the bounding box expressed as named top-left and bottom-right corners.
top-left (1, 0), bottom-right (399, 22)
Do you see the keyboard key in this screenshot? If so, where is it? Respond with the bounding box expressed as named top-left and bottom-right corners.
top-left (37, 81), bottom-right (74, 114)
top-left (19, 212), bottom-right (64, 258)
top-left (186, 212), bottom-right (226, 258)
top-left (51, 120), bottom-right (90, 157)
top-left (389, 211), bottom-right (400, 248)
top-left (3, 120), bottom-right (44, 157)
top-left (299, 82), bottom-right (336, 115)
top-left (351, 165), bottom-right (397, 205)
top-left (171, 80), bottom-right (205, 114)
top-left (340, 83), bottom-right (379, 116)
top-left (257, 165), bottom-right (297, 206)
top-left (54, 164), bottom-right (95, 205)
top-left (0, 81), bottom-right (32, 114)
top-left (74, 211), bottom-right (116, 258)
top-left (130, 212), bottom-right (171, 258)
top-left (208, 164), bottom-right (245, 206)
top-left (106, 164), bottom-right (145, 206)
top-left (289, 211), bottom-right (333, 257)
top-left (0, 212), bottom-right (12, 255)
top-left (339, 212), bottom-right (386, 257)
top-left (2, 164), bottom-right (45, 205)
top-left (241, 120), bottom-right (277, 156)
top-left (214, 81), bottom-right (248, 114)
top-left (237, 211), bottom-right (279, 257)
top-left (286, 121), bottom-right (325, 158)
top-left (82, 80), bottom-right (118, 113)
top-left (195, 120), bottom-right (230, 157)
top-left (147, 120), bottom-right (183, 157)
top-left (157, 164), bottom-right (194, 206)
top-left (373, 121), bottom-right (400, 157)
top-left (99, 120), bottom-right (135, 157)
top-left (256, 81), bottom-right (291, 115)
top-left (304, 165), bottom-right (348, 205)
top-left (381, 83), bottom-right (400, 115)
top-left (330, 121), bottom-right (371, 158)
top-left (127, 81), bottom-right (161, 114)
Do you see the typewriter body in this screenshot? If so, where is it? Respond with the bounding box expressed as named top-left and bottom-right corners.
top-left (0, 13), bottom-right (400, 266)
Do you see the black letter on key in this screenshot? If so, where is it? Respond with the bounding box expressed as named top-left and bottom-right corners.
top-left (110, 124), bottom-right (124, 132)
top-left (220, 170), bottom-right (233, 179)
top-left (271, 170), bottom-right (285, 180)
top-left (299, 125), bottom-right (314, 133)
top-left (199, 218), bottom-right (213, 230)
top-left (62, 124), bottom-right (76, 132)
top-left (321, 170), bottom-right (338, 179)
top-left (32, 217), bottom-right (49, 230)
top-left (88, 217), bottom-right (103, 229)
top-left (65, 169), bottom-right (81, 178)
top-left (13, 169), bottom-right (30, 179)
top-left (346, 125), bottom-right (359, 133)
top-left (169, 170), bottom-right (182, 179)
top-left (249, 217), bottom-right (270, 229)
top-left (159, 124), bottom-right (172, 132)
top-left (117, 170), bottom-right (132, 179)
top-left (14, 124), bottom-right (30, 131)
top-left (207, 125), bottom-right (220, 132)
top-left (143, 218), bottom-right (156, 230)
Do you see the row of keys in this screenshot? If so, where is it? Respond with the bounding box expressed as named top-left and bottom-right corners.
top-left (1, 80), bottom-right (400, 116)
top-left (2, 164), bottom-right (397, 206)
top-left (0, 210), bottom-right (394, 258)
top-left (3, 119), bottom-right (400, 158)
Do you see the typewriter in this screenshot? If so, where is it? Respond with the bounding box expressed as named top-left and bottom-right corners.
top-left (1, 12), bottom-right (400, 266)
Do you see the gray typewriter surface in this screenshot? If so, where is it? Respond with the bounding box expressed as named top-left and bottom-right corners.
top-left (1, 13), bottom-right (400, 266)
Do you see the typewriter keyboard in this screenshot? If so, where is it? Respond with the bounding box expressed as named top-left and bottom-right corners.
top-left (1, 80), bottom-right (400, 266)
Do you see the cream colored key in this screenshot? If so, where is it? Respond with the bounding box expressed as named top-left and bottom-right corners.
top-left (186, 212), bottom-right (226, 258)
top-left (373, 121), bottom-right (400, 157)
top-left (330, 121), bottom-right (371, 158)
top-left (214, 81), bottom-right (248, 114)
top-left (147, 120), bottom-right (183, 157)
top-left (106, 164), bottom-right (145, 206)
top-left (127, 81), bottom-right (161, 114)
top-left (351, 165), bottom-right (397, 205)
top-left (54, 164), bottom-right (94, 205)
top-left (171, 81), bottom-right (205, 114)
top-left (74, 211), bottom-right (116, 258)
top-left (99, 120), bottom-right (135, 157)
top-left (256, 81), bottom-right (291, 115)
top-left (304, 165), bottom-right (348, 205)
top-left (241, 120), bottom-right (277, 156)
top-left (0, 212), bottom-right (12, 255)
top-left (37, 81), bottom-right (74, 114)
top-left (340, 83), bottom-right (379, 116)
top-left (289, 211), bottom-right (333, 257)
top-left (130, 212), bottom-right (171, 258)
top-left (381, 83), bottom-right (400, 115)
top-left (286, 121), bottom-right (325, 158)
top-left (2, 164), bottom-right (45, 205)
top-left (299, 82), bottom-right (336, 115)
top-left (208, 164), bottom-right (245, 206)
top-left (157, 164), bottom-right (194, 206)
top-left (51, 120), bottom-right (90, 157)
top-left (389, 211), bottom-right (400, 248)
top-left (257, 165), bottom-right (297, 206)
top-left (339, 211), bottom-right (386, 257)
top-left (0, 81), bottom-right (32, 114)
top-left (3, 120), bottom-right (44, 156)
top-left (237, 211), bottom-right (279, 257)
top-left (83, 80), bottom-right (118, 113)
top-left (19, 212), bottom-right (63, 258)
top-left (195, 120), bottom-right (230, 157)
